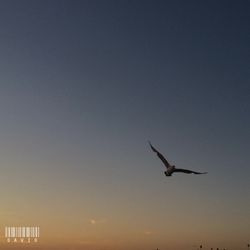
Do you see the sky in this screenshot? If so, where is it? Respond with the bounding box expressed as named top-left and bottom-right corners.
top-left (0, 1), bottom-right (249, 250)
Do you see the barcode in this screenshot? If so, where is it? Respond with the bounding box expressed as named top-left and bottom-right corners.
top-left (5, 227), bottom-right (40, 238)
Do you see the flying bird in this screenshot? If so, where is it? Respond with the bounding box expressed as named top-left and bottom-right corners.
top-left (149, 141), bottom-right (207, 176)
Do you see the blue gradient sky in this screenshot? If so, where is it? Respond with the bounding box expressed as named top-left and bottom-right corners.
top-left (0, 1), bottom-right (249, 250)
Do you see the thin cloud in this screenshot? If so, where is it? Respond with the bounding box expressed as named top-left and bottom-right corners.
top-left (144, 230), bottom-right (153, 235)
top-left (89, 218), bottom-right (107, 225)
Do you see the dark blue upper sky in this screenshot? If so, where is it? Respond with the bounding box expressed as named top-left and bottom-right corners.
top-left (0, 1), bottom-right (249, 249)
top-left (1, 0), bottom-right (249, 162)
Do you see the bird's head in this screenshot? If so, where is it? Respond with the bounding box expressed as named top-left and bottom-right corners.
top-left (164, 171), bottom-right (171, 177)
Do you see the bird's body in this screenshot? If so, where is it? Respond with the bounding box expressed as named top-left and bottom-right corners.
top-left (165, 165), bottom-right (175, 176)
top-left (149, 141), bottom-right (207, 177)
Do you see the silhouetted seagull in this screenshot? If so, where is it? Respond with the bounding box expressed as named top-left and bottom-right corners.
top-left (149, 142), bottom-right (207, 176)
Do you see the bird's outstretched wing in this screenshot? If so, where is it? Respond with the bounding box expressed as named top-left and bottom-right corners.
top-left (174, 168), bottom-right (207, 174)
top-left (148, 141), bottom-right (171, 169)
